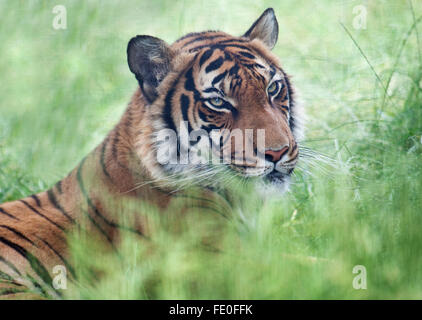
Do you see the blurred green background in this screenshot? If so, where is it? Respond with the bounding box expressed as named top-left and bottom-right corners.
top-left (0, 0), bottom-right (421, 299)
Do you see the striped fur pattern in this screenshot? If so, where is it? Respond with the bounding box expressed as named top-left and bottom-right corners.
top-left (0, 8), bottom-right (304, 298)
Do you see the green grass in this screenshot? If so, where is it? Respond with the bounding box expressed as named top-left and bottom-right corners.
top-left (1, 0), bottom-right (422, 299)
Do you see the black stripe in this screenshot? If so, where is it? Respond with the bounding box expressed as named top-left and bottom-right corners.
top-left (36, 236), bottom-right (76, 278)
top-left (199, 48), bottom-right (214, 67)
top-left (100, 139), bottom-right (112, 180)
top-left (0, 277), bottom-right (25, 289)
top-left (26, 274), bottom-right (53, 298)
top-left (110, 129), bottom-right (132, 172)
top-left (55, 181), bottom-right (63, 194)
top-left (180, 94), bottom-right (193, 133)
top-left (255, 71), bottom-right (267, 86)
top-left (283, 74), bottom-right (295, 130)
top-left (242, 63), bottom-right (259, 70)
top-left (111, 130), bottom-right (128, 171)
top-left (111, 130), bottom-right (119, 160)
top-left (224, 51), bottom-right (232, 61)
top-left (190, 43), bottom-right (256, 54)
top-left (237, 51), bottom-right (255, 59)
top-left (47, 189), bottom-right (75, 224)
top-left (280, 105), bottom-right (289, 112)
top-left (76, 159), bottom-right (146, 238)
top-left (211, 70), bottom-right (227, 86)
top-left (0, 225), bottom-right (36, 247)
top-left (163, 57), bottom-right (198, 133)
top-left (0, 277), bottom-right (25, 286)
top-left (0, 280), bottom-right (25, 288)
top-left (0, 236), bottom-right (28, 258)
top-left (203, 123), bottom-right (223, 132)
top-left (30, 194), bottom-right (41, 207)
top-left (184, 68), bottom-right (197, 92)
top-left (198, 108), bottom-right (208, 122)
top-left (216, 38), bottom-right (248, 44)
top-left (203, 87), bottom-right (220, 94)
top-left (163, 86), bottom-right (177, 133)
top-left (0, 207), bottom-right (19, 221)
top-left (173, 193), bottom-right (226, 207)
top-left (0, 270), bottom-right (14, 281)
top-left (269, 66), bottom-right (276, 78)
top-left (20, 200), bottom-right (65, 231)
top-left (205, 57), bottom-right (224, 73)
top-left (76, 158), bottom-right (118, 227)
top-left (184, 203), bottom-right (228, 219)
top-left (0, 288), bottom-right (27, 296)
top-left (0, 236), bottom-right (53, 287)
top-left (82, 209), bottom-right (116, 247)
top-left (0, 255), bottom-right (22, 276)
top-left (228, 65), bottom-right (240, 76)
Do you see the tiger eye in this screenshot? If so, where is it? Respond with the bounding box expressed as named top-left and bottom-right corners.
top-left (210, 97), bottom-right (224, 107)
top-left (267, 82), bottom-right (279, 95)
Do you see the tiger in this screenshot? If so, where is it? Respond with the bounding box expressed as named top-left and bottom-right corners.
top-left (0, 8), bottom-right (304, 299)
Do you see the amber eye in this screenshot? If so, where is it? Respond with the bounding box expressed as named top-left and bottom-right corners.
top-left (209, 97), bottom-right (224, 107)
top-left (267, 82), bottom-right (279, 96)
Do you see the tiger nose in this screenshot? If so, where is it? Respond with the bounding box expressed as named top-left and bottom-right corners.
top-left (264, 146), bottom-right (289, 163)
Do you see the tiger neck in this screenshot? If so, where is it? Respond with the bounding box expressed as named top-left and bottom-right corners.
top-left (47, 89), bottom-right (239, 238)
top-left (72, 89), bottom-right (173, 206)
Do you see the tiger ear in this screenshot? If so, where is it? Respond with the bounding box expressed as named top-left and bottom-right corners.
top-left (243, 8), bottom-right (279, 50)
top-left (127, 35), bottom-right (174, 103)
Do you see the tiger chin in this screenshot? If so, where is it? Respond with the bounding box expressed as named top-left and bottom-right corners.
top-left (0, 8), bottom-right (304, 299)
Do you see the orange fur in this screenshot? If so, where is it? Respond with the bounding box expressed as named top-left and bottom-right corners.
top-left (0, 9), bottom-right (304, 299)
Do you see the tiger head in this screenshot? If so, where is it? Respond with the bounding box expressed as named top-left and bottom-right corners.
top-left (127, 8), bottom-right (304, 190)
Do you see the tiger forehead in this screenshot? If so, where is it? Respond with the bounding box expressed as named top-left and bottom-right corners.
top-left (174, 31), bottom-right (277, 68)
top-left (174, 31), bottom-right (241, 50)
top-left (173, 31), bottom-right (284, 96)
top-left (194, 46), bottom-right (278, 95)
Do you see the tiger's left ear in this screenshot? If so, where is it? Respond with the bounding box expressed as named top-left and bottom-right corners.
top-left (127, 35), bottom-right (174, 103)
top-left (243, 8), bottom-right (279, 50)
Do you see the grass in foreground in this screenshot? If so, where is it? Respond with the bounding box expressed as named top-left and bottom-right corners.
top-left (65, 74), bottom-right (422, 299)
